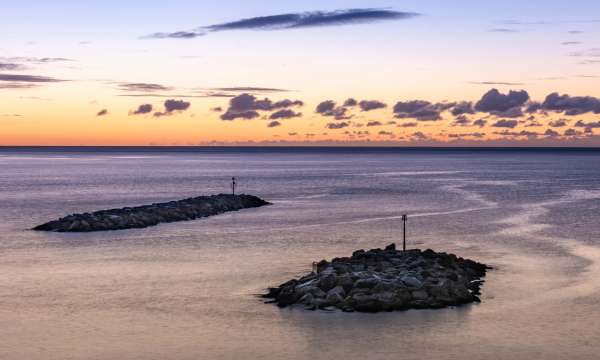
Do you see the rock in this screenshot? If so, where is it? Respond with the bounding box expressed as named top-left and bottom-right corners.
top-left (401, 276), bottom-right (423, 288)
top-left (327, 285), bottom-right (345, 298)
top-left (33, 194), bottom-right (270, 232)
top-left (427, 281), bottom-right (451, 300)
top-left (294, 280), bottom-right (319, 296)
top-left (374, 291), bottom-right (397, 310)
top-left (352, 249), bottom-right (365, 258)
top-left (354, 278), bottom-right (380, 289)
top-left (350, 293), bottom-right (381, 312)
top-left (411, 290), bottom-right (429, 301)
top-left (313, 288), bottom-right (327, 299)
top-left (325, 286), bottom-right (345, 305)
top-left (373, 280), bottom-right (396, 292)
top-left (263, 244), bottom-right (489, 313)
top-left (318, 273), bottom-right (337, 292)
top-left (275, 288), bottom-right (299, 307)
top-left (316, 260), bottom-right (329, 273)
top-left (299, 293), bottom-right (314, 306)
top-left (336, 273), bottom-right (355, 293)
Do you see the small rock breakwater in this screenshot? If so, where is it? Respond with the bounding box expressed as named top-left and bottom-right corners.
top-left (33, 194), bottom-right (270, 232)
top-left (263, 244), bottom-right (490, 312)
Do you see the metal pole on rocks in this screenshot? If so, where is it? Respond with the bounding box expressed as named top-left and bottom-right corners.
top-left (232, 177), bottom-right (236, 195)
top-left (402, 214), bottom-right (407, 252)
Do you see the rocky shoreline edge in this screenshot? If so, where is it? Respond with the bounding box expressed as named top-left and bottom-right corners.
top-left (33, 194), bottom-right (270, 232)
top-left (262, 244), bottom-right (490, 312)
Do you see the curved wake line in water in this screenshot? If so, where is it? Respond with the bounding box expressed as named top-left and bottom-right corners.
top-left (495, 188), bottom-right (600, 303)
top-left (440, 184), bottom-right (497, 208)
top-left (363, 171), bottom-right (464, 177)
top-left (178, 179), bottom-right (503, 235)
top-left (196, 206), bottom-right (497, 236)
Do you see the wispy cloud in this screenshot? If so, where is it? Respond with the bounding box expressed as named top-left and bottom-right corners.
top-left (0, 83), bottom-right (39, 89)
top-left (144, 31), bottom-right (203, 39)
top-left (119, 93), bottom-right (233, 98)
top-left (0, 74), bottom-right (66, 82)
top-left (0, 63), bottom-right (28, 71)
top-left (0, 57), bottom-right (74, 64)
top-left (145, 8), bottom-right (421, 39)
top-left (500, 19), bottom-right (600, 25)
top-left (469, 81), bottom-right (526, 86)
top-left (118, 82), bottom-right (174, 92)
top-left (208, 9), bottom-right (419, 30)
top-left (489, 28), bottom-right (520, 33)
top-left (208, 87), bottom-right (290, 93)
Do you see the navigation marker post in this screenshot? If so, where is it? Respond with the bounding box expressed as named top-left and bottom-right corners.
top-left (402, 214), bottom-right (408, 252)
top-left (232, 177), bottom-right (236, 195)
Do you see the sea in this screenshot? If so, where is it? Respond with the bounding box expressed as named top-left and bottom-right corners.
top-left (1, 147), bottom-right (599, 360)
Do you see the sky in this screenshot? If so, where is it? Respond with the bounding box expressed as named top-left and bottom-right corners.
top-left (2, 0), bottom-right (600, 146)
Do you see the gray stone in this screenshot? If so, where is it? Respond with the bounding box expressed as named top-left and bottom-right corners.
top-left (411, 290), bottom-right (429, 301)
top-left (401, 276), bottom-right (423, 288)
top-left (354, 278), bottom-right (379, 289)
top-left (299, 293), bottom-right (314, 305)
top-left (336, 273), bottom-right (354, 292)
top-left (319, 273), bottom-right (337, 292)
top-left (325, 291), bottom-right (345, 305)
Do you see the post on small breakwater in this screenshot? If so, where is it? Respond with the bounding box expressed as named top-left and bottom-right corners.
top-left (402, 214), bottom-right (408, 252)
top-left (231, 177), bottom-right (236, 195)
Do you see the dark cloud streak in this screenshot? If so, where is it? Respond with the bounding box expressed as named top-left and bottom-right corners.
top-left (145, 9), bottom-right (421, 39)
top-left (0, 74), bottom-right (66, 82)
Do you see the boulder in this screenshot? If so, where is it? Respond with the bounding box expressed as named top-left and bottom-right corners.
top-left (318, 273), bottom-right (337, 292)
top-left (325, 286), bottom-right (346, 305)
top-left (401, 276), bottom-right (423, 288)
top-left (354, 278), bottom-right (380, 289)
top-left (336, 273), bottom-right (355, 293)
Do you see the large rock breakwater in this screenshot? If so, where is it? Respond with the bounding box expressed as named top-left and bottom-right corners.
top-left (263, 244), bottom-right (490, 312)
top-left (33, 194), bottom-right (270, 232)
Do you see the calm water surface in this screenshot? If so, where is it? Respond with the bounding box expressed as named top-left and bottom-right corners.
top-left (1, 148), bottom-right (599, 360)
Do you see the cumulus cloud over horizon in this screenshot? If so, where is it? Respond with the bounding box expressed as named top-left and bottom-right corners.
top-left (541, 92), bottom-right (600, 115)
top-left (392, 100), bottom-right (454, 121)
top-left (221, 93), bottom-right (303, 120)
top-left (475, 88), bottom-right (530, 113)
top-left (326, 121), bottom-right (350, 129)
top-left (270, 109), bottom-right (302, 120)
top-left (152, 100), bottom-right (191, 117)
top-left (108, 86), bottom-right (599, 142)
top-left (315, 100), bottom-right (352, 120)
top-left (492, 119), bottom-right (519, 128)
top-left (131, 104), bottom-right (153, 115)
top-left (359, 100), bottom-right (387, 111)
